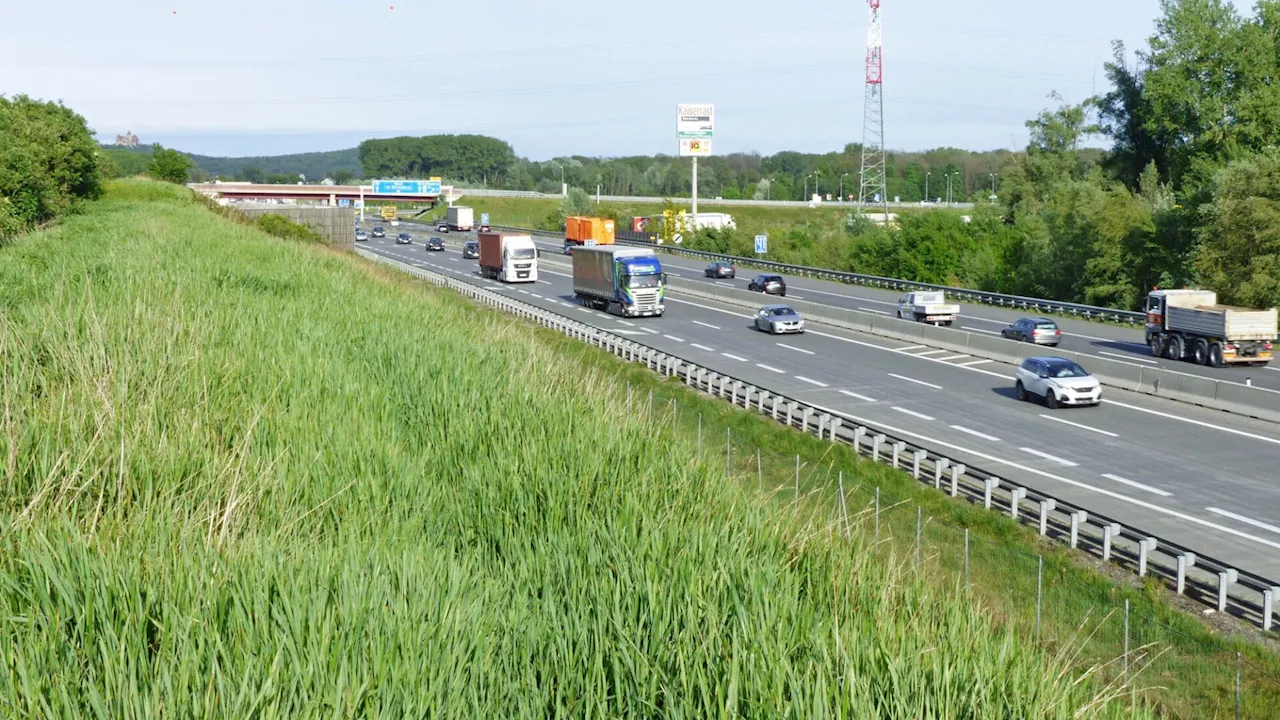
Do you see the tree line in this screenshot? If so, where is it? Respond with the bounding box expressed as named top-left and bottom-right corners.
top-left (0, 95), bottom-right (102, 241)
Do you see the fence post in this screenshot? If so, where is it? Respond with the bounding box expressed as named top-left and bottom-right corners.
top-left (872, 434), bottom-right (885, 463)
top-left (853, 427), bottom-right (868, 456)
top-left (725, 428), bottom-right (731, 478)
top-left (756, 448), bottom-right (762, 494)
top-left (771, 396), bottom-right (780, 420)
top-left (1265, 587), bottom-right (1277, 632)
top-left (892, 442), bottom-right (906, 469)
top-left (934, 458), bottom-right (949, 489)
top-left (1218, 569), bottom-right (1239, 612)
top-left (874, 487), bottom-right (880, 545)
top-left (794, 455), bottom-right (800, 512)
top-left (1036, 555), bottom-right (1043, 637)
top-left (1176, 553), bottom-right (1196, 595)
top-left (801, 407), bottom-right (813, 433)
top-left (1038, 499), bottom-right (1056, 536)
top-left (787, 402), bottom-right (797, 427)
top-left (1138, 538), bottom-right (1158, 577)
top-left (697, 414), bottom-right (702, 451)
top-left (963, 528), bottom-right (970, 589)
top-left (950, 464), bottom-right (966, 497)
top-left (1069, 511), bottom-right (1088, 549)
top-left (915, 507), bottom-right (922, 568)
top-left (1236, 651), bottom-right (1242, 720)
top-left (1102, 523), bottom-right (1121, 562)
top-left (983, 478), bottom-right (1000, 510)
top-left (912, 450), bottom-right (926, 480)
top-left (831, 417), bottom-right (842, 441)
top-left (648, 389), bottom-right (653, 422)
top-left (1123, 599), bottom-right (1130, 686)
top-left (627, 382), bottom-right (633, 410)
top-left (1009, 487), bottom-right (1027, 519)
top-left (756, 388), bottom-right (765, 412)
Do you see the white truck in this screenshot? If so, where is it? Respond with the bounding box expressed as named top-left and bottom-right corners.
top-left (897, 291), bottom-right (960, 326)
top-left (447, 206), bottom-right (474, 232)
top-left (477, 231), bottom-right (538, 283)
top-left (1144, 289), bottom-right (1277, 366)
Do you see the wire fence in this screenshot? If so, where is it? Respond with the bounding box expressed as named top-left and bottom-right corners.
top-left (637, 385), bottom-right (1280, 719)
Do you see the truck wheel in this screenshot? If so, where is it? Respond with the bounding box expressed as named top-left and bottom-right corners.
top-left (1208, 343), bottom-right (1225, 367)
top-left (1148, 335), bottom-right (1164, 357)
top-left (943, 321), bottom-right (953, 327)
top-left (1192, 339), bottom-right (1209, 365)
top-left (1166, 336), bottom-right (1184, 361)
top-left (914, 313), bottom-right (925, 322)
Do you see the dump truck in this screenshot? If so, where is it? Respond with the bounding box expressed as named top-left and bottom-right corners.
top-left (1144, 289), bottom-right (1277, 366)
top-left (477, 231), bottom-right (538, 283)
top-left (896, 291), bottom-right (960, 326)
top-left (447, 206), bottom-right (474, 232)
top-left (572, 246), bottom-right (665, 317)
top-left (564, 216), bottom-right (615, 254)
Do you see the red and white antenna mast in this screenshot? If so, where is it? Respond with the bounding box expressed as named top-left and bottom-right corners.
top-left (858, 0), bottom-right (888, 217)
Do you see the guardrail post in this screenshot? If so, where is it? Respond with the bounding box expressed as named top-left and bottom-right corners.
top-left (756, 389), bottom-right (766, 412)
top-left (787, 402), bottom-right (798, 427)
top-left (1038, 499), bottom-right (1056, 536)
top-left (933, 458), bottom-right (949, 489)
top-left (853, 427), bottom-right (867, 455)
top-left (872, 434), bottom-right (886, 463)
top-left (771, 396), bottom-right (781, 420)
top-left (719, 376), bottom-right (730, 397)
top-left (1175, 553), bottom-right (1196, 595)
top-left (817, 414), bottom-right (829, 440)
top-left (950, 464), bottom-right (966, 498)
top-left (1069, 511), bottom-right (1088, 549)
top-left (830, 417), bottom-right (842, 440)
top-left (1009, 487), bottom-right (1027, 519)
top-left (1218, 569), bottom-right (1238, 612)
top-left (730, 381), bottom-right (740, 406)
top-left (912, 450), bottom-right (926, 480)
top-left (892, 442), bottom-right (906, 469)
top-left (801, 407), bottom-right (813, 433)
top-left (697, 368), bottom-right (707, 390)
top-left (1265, 587), bottom-right (1277, 632)
top-left (1102, 524), bottom-right (1121, 562)
top-left (685, 365), bottom-right (695, 386)
top-left (983, 477), bottom-right (1001, 509)
top-left (1138, 538), bottom-right (1157, 577)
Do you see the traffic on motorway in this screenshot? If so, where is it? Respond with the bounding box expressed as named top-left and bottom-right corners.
top-left (359, 214), bottom-right (1280, 587)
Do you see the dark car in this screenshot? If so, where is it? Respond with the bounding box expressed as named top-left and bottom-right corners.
top-left (705, 261), bottom-right (736, 279)
top-left (426, 236), bottom-right (445, 251)
top-left (371, 226), bottom-right (386, 238)
top-left (479, 224), bottom-right (491, 233)
top-left (747, 273), bottom-right (786, 296)
top-left (395, 232), bottom-right (412, 245)
top-left (462, 240), bottom-right (480, 258)
top-left (1002, 317), bottom-right (1062, 346)
top-left (436, 223), bottom-right (449, 233)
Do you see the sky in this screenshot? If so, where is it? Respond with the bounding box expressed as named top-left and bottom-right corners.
top-left (0, 1), bottom-right (1237, 160)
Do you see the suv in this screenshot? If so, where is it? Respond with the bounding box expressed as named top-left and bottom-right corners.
top-left (705, 261), bottom-right (736, 279)
top-left (1015, 357), bottom-right (1101, 408)
top-left (426, 236), bottom-right (445, 251)
top-left (462, 240), bottom-right (480, 258)
top-left (1002, 317), bottom-right (1062, 346)
top-left (748, 274), bottom-right (786, 296)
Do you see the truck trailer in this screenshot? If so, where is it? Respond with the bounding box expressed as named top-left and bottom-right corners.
top-left (447, 206), bottom-right (474, 232)
top-left (572, 246), bottom-right (665, 317)
top-left (478, 231), bottom-right (538, 283)
top-left (564, 216), bottom-right (615, 254)
top-left (1144, 289), bottom-right (1277, 366)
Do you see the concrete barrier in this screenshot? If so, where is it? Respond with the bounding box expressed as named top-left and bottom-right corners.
top-left (1214, 382), bottom-right (1280, 424)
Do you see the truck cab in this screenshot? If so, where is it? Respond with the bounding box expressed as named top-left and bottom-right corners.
top-left (897, 291), bottom-right (959, 326)
top-left (572, 246), bottom-right (666, 317)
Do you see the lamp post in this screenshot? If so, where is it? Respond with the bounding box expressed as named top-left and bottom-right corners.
top-left (840, 172), bottom-right (850, 202)
top-left (989, 172), bottom-right (998, 200)
top-left (552, 163), bottom-right (565, 196)
top-left (925, 171), bottom-right (931, 204)
top-left (813, 170), bottom-right (820, 199)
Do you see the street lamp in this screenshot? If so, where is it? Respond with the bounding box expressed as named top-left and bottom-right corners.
top-left (813, 170), bottom-right (821, 199)
top-left (989, 172), bottom-right (998, 200)
top-left (552, 162), bottom-right (565, 196)
top-left (925, 171), bottom-right (931, 204)
top-left (840, 172), bottom-right (850, 202)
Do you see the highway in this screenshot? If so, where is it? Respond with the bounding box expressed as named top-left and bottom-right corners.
top-left (359, 226), bottom-right (1280, 586)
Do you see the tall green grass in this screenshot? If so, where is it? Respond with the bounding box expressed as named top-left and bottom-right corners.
top-left (0, 180), bottom-right (1140, 716)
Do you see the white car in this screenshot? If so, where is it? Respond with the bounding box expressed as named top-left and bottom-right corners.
top-left (1015, 357), bottom-right (1101, 408)
top-left (355, 231), bottom-right (369, 242)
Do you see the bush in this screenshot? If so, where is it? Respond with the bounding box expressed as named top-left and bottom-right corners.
top-left (254, 213), bottom-right (325, 244)
top-left (147, 145), bottom-right (194, 184)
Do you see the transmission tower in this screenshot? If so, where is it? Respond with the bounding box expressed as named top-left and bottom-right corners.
top-left (857, 0), bottom-right (889, 218)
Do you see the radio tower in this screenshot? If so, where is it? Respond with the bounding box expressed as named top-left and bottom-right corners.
top-left (858, 0), bottom-right (888, 218)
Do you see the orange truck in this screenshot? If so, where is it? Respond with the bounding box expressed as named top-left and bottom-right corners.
top-left (563, 216), bottom-right (615, 254)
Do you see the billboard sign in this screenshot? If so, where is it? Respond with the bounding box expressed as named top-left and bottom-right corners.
top-left (678, 103), bottom-right (714, 157)
top-left (372, 180), bottom-right (443, 195)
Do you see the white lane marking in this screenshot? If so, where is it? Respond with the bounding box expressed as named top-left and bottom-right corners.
top-left (892, 406), bottom-right (935, 421)
top-left (915, 349), bottom-right (949, 357)
top-left (1205, 507), bottom-right (1280, 535)
top-left (950, 425), bottom-right (1001, 442)
top-left (796, 376), bottom-right (830, 387)
top-left (936, 354), bottom-right (970, 362)
top-left (1102, 473), bottom-right (1172, 497)
top-left (517, 290), bottom-right (529, 295)
top-left (959, 359), bottom-right (992, 367)
top-left (616, 320), bottom-right (636, 326)
top-left (756, 363), bottom-right (786, 374)
top-left (715, 281), bottom-right (736, 287)
top-left (776, 343), bottom-right (814, 355)
top-left (1098, 351), bottom-right (1158, 365)
top-left (721, 353), bottom-right (749, 361)
top-left (666, 271), bottom-right (683, 277)
top-left (888, 373), bottom-right (942, 390)
top-left (663, 334), bottom-right (685, 342)
top-left (963, 326), bottom-right (1002, 335)
top-left (612, 330), bottom-right (642, 336)
top-left (789, 294), bottom-right (806, 300)
top-left (898, 345), bottom-right (926, 352)
top-left (531, 294), bottom-right (543, 299)
top-left (1104, 399), bottom-right (1280, 448)
top-left (859, 307), bottom-right (890, 315)
top-left (692, 320), bottom-right (721, 330)
top-left (1037, 414), bottom-right (1120, 438)
top-left (538, 280), bottom-right (553, 285)
top-left (691, 344), bottom-right (716, 352)
top-left (839, 390), bottom-right (877, 402)
top-left (1020, 447), bottom-right (1079, 467)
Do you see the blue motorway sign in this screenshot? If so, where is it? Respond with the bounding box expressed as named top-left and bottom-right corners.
top-left (372, 180), bottom-right (443, 195)
top-left (338, 199), bottom-right (351, 208)
top-left (754, 234), bottom-right (768, 254)
top-left (480, 212), bottom-right (490, 226)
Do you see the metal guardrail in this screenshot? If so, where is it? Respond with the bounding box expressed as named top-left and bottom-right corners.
top-left (356, 245), bottom-right (1280, 630)
top-left (475, 222), bottom-right (1144, 325)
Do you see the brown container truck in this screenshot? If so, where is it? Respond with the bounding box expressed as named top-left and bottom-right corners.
top-left (477, 231), bottom-right (538, 283)
top-left (563, 216), bottom-right (615, 255)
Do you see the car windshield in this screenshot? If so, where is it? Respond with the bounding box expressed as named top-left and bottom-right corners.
top-left (511, 248), bottom-right (536, 260)
top-left (1045, 361), bottom-right (1088, 378)
top-left (627, 273), bottom-right (661, 289)
top-left (768, 307), bottom-right (795, 317)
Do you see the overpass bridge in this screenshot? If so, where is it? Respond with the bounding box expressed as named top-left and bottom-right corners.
top-left (190, 182), bottom-right (460, 207)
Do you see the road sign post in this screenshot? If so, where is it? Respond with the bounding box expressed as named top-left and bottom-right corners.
top-left (678, 104), bottom-right (714, 219)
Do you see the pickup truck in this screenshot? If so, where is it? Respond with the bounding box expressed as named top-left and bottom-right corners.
top-left (897, 291), bottom-right (960, 326)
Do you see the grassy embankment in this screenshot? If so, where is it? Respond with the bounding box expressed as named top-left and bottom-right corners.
top-left (0, 180), bottom-right (1273, 716)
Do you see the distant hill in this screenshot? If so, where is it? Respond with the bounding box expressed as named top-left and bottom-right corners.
top-left (99, 144), bottom-right (362, 182)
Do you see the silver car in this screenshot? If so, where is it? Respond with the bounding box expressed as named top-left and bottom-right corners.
top-left (1015, 357), bottom-right (1101, 408)
top-left (754, 305), bottom-right (805, 334)
top-left (1002, 317), bottom-right (1062, 346)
